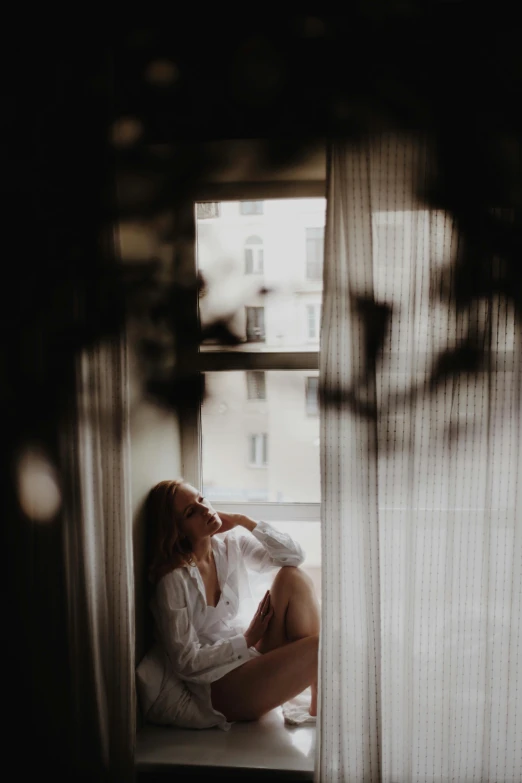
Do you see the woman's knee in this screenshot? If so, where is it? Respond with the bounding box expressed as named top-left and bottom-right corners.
top-left (272, 565), bottom-right (315, 593)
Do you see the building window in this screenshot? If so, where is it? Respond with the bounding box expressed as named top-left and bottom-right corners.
top-left (249, 434), bottom-right (268, 467)
top-left (245, 236), bottom-right (264, 274)
top-left (306, 304), bottom-right (321, 341)
top-left (246, 370), bottom-right (266, 400)
top-left (246, 306), bottom-right (265, 342)
top-left (306, 226), bottom-right (324, 280)
top-left (306, 377), bottom-right (319, 416)
top-left (240, 201), bottom-right (264, 215)
top-left (196, 202), bottom-right (220, 219)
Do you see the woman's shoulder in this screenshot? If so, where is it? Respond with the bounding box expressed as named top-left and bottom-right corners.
top-left (155, 565), bottom-right (191, 604)
top-left (214, 529), bottom-right (243, 558)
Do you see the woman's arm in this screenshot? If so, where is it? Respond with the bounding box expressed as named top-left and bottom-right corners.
top-left (219, 513), bottom-right (305, 572)
top-left (153, 574), bottom-right (249, 683)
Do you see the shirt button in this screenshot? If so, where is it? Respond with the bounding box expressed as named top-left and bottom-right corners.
top-left (237, 655), bottom-right (242, 660)
top-left (226, 601), bottom-right (230, 605)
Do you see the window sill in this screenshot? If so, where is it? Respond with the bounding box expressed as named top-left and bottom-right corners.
top-left (136, 706), bottom-right (315, 780)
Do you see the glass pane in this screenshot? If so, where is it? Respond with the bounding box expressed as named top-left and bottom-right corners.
top-left (201, 370), bottom-right (321, 502)
top-left (196, 198), bottom-right (326, 352)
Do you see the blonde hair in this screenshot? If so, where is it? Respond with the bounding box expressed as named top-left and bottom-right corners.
top-left (145, 479), bottom-right (196, 584)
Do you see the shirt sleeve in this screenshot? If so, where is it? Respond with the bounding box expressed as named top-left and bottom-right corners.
top-left (238, 520), bottom-right (305, 572)
top-left (152, 572), bottom-right (249, 684)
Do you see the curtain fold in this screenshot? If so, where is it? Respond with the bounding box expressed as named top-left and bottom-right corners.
top-left (61, 333), bottom-right (136, 781)
top-left (318, 134), bottom-right (521, 783)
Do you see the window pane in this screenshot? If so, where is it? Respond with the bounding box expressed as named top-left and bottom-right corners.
top-left (196, 199), bottom-right (326, 352)
top-left (202, 371), bottom-right (321, 502)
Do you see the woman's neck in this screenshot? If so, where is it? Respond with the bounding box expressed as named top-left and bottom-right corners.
top-left (191, 538), bottom-right (213, 566)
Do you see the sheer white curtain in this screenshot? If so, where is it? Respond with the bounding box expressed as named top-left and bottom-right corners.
top-left (61, 334), bottom-right (136, 781)
top-left (317, 135), bottom-right (521, 783)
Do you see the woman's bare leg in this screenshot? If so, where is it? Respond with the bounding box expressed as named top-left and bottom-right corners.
top-left (255, 566), bottom-right (320, 715)
top-left (256, 566), bottom-right (320, 650)
top-left (212, 567), bottom-right (321, 721)
top-left (210, 635), bottom-right (319, 721)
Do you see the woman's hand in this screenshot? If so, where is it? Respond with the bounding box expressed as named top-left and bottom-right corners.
top-left (243, 591), bottom-right (274, 648)
top-left (214, 511), bottom-right (257, 535)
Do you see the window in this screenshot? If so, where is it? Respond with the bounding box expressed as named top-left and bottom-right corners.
top-left (306, 304), bottom-right (321, 341)
top-left (196, 202), bottom-right (220, 219)
top-left (306, 226), bottom-right (324, 280)
top-left (249, 434), bottom-right (268, 467)
top-left (240, 201), bottom-right (264, 215)
top-left (246, 306), bottom-right (265, 342)
top-left (189, 192), bottom-right (326, 603)
top-left (246, 370), bottom-right (266, 400)
top-left (202, 370), bottom-right (320, 503)
top-left (244, 236), bottom-right (264, 274)
top-left (306, 377), bottom-right (319, 416)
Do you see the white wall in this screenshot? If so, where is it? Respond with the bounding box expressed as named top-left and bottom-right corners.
top-left (131, 396), bottom-right (182, 663)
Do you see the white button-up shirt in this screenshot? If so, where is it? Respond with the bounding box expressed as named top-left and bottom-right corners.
top-left (138, 521), bottom-right (305, 729)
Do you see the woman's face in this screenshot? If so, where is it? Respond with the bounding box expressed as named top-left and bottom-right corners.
top-left (173, 483), bottom-right (222, 542)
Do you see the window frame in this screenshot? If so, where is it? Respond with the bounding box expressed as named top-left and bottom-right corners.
top-left (180, 180), bottom-right (326, 523)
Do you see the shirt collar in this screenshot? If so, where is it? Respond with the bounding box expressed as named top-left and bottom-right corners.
top-left (182, 537), bottom-right (227, 604)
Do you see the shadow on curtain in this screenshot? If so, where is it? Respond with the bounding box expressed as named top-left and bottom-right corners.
top-left (317, 134), bottom-right (521, 783)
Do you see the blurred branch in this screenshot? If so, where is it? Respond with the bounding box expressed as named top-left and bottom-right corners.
top-left (3, 11), bottom-right (521, 451)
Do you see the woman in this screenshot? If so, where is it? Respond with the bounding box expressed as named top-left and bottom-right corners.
top-left (139, 478), bottom-right (320, 730)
